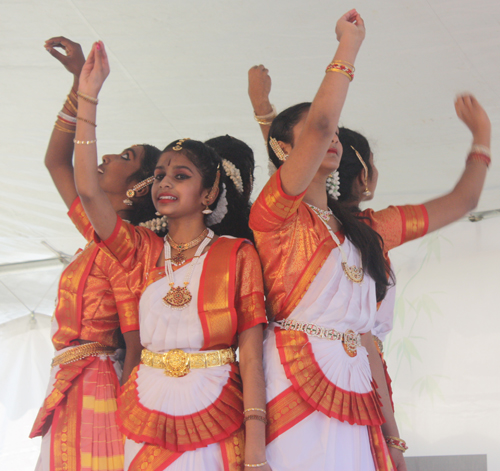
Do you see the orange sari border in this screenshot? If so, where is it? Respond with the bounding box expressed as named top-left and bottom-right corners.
top-left (129, 444), bottom-right (181, 471)
top-left (266, 385), bottom-right (315, 444)
top-left (275, 328), bottom-right (385, 426)
top-left (397, 204), bottom-right (429, 245)
top-left (117, 365), bottom-right (244, 452)
top-left (220, 428), bottom-right (245, 471)
top-left (30, 356), bottom-right (96, 438)
top-left (368, 425), bottom-right (396, 471)
top-left (198, 238), bottom-right (244, 351)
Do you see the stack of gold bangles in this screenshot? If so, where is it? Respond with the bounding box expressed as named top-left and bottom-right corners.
top-left (385, 435), bottom-right (408, 453)
top-left (254, 104), bottom-right (277, 126)
top-left (243, 407), bottom-right (268, 468)
top-left (326, 59), bottom-right (355, 81)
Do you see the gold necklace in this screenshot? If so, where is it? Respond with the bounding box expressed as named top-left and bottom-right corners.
top-left (163, 229), bottom-right (213, 309)
top-left (166, 228), bottom-right (209, 266)
top-left (309, 205), bottom-right (364, 284)
top-left (307, 203), bottom-right (333, 222)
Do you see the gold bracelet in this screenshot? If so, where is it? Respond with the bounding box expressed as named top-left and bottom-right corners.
top-left (332, 59), bottom-right (355, 70)
top-left (326, 67), bottom-right (353, 81)
top-left (54, 123), bottom-right (76, 134)
top-left (77, 91), bottom-right (99, 105)
top-left (385, 435), bottom-right (408, 453)
top-left (244, 408), bottom-right (266, 415)
top-left (77, 116), bottom-right (97, 127)
top-left (243, 415), bottom-right (267, 425)
top-left (73, 138), bottom-right (97, 145)
top-left (65, 95), bottom-right (78, 113)
top-left (244, 461), bottom-right (267, 468)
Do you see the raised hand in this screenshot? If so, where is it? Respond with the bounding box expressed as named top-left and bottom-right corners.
top-left (79, 41), bottom-right (110, 98)
top-left (335, 9), bottom-right (366, 44)
top-left (45, 36), bottom-right (86, 78)
top-left (455, 94), bottom-right (491, 146)
top-left (248, 65), bottom-right (273, 115)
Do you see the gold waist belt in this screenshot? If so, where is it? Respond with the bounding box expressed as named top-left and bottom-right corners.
top-left (141, 347), bottom-right (236, 377)
top-left (277, 319), bottom-right (361, 357)
top-left (52, 342), bottom-right (116, 367)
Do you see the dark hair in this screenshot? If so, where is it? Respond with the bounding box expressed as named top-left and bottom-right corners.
top-left (125, 144), bottom-right (161, 226)
top-left (162, 138), bottom-right (251, 240)
top-left (205, 135), bottom-right (255, 241)
top-left (338, 127), bottom-right (373, 209)
top-left (268, 104), bottom-right (391, 302)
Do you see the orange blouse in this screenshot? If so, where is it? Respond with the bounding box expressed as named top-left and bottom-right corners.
top-left (51, 198), bottom-right (139, 351)
top-left (249, 168), bottom-right (429, 321)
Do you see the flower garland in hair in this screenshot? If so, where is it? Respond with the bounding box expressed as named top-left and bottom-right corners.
top-left (326, 171), bottom-right (340, 200)
top-left (221, 159), bottom-right (244, 194)
top-left (139, 215), bottom-right (168, 233)
top-left (206, 183), bottom-right (228, 225)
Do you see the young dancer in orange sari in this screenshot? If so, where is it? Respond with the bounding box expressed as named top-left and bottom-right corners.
top-left (249, 9), bottom-right (491, 471)
top-left (30, 37), bottom-right (161, 471)
top-left (72, 41), bottom-right (270, 471)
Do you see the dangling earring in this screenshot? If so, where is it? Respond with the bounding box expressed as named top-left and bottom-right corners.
top-left (269, 137), bottom-right (288, 162)
top-left (123, 176), bottom-right (155, 206)
top-left (201, 165), bottom-right (221, 215)
top-left (351, 146), bottom-right (371, 197)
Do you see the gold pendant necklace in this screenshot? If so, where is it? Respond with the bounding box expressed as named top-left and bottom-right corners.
top-left (309, 204), bottom-right (364, 284)
top-left (166, 228), bottom-right (209, 267)
top-left (163, 229), bottom-right (213, 309)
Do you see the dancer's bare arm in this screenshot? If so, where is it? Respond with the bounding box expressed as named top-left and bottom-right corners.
top-left (279, 10), bottom-right (365, 196)
top-left (44, 37), bottom-right (86, 208)
top-left (248, 65), bottom-right (273, 142)
top-left (424, 95), bottom-right (491, 233)
top-left (73, 41), bottom-right (117, 240)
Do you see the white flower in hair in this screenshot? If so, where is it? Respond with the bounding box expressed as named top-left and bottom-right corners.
top-left (221, 159), bottom-right (244, 194)
top-left (206, 184), bottom-right (228, 226)
top-left (326, 171), bottom-right (340, 200)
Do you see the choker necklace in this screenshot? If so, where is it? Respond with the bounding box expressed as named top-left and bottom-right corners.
top-left (163, 228), bottom-right (213, 309)
top-left (166, 228), bottom-right (209, 266)
top-left (309, 205), bottom-right (364, 284)
top-left (307, 204), bottom-right (333, 222)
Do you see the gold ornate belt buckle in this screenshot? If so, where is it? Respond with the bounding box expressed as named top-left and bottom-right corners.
top-left (164, 349), bottom-right (190, 377)
top-left (343, 329), bottom-right (359, 357)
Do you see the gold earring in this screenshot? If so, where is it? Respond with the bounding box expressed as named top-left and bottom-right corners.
top-left (269, 137), bottom-right (288, 162)
top-left (202, 165), bottom-right (221, 215)
top-left (123, 176), bottom-right (155, 206)
top-left (350, 146), bottom-right (371, 197)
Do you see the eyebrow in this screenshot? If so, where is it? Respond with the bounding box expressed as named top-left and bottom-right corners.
top-left (172, 165), bottom-right (193, 173)
top-left (123, 147), bottom-right (137, 159)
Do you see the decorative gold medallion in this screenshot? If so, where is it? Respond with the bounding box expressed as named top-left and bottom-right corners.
top-left (163, 283), bottom-right (192, 309)
top-left (341, 262), bottom-right (364, 284)
top-left (171, 251), bottom-right (186, 266)
top-left (343, 329), bottom-right (359, 357)
top-left (164, 349), bottom-right (190, 377)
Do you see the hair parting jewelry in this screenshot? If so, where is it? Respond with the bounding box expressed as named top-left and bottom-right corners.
top-left (76, 91), bottom-right (98, 105)
top-left (244, 461), bottom-right (268, 468)
top-left (350, 145), bottom-right (371, 196)
top-left (73, 139), bottom-right (97, 145)
top-left (76, 116), bottom-right (97, 127)
top-left (269, 137), bottom-right (288, 162)
top-left (221, 159), bottom-right (244, 194)
top-left (173, 138), bottom-right (190, 151)
top-left (254, 104), bottom-right (277, 126)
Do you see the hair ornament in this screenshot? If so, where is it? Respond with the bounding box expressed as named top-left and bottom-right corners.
top-left (124, 175), bottom-right (155, 205)
top-left (206, 183), bottom-right (228, 226)
top-left (139, 215), bottom-right (169, 234)
top-left (350, 145), bottom-right (371, 197)
top-left (221, 159), bottom-right (244, 194)
top-left (269, 137), bottom-right (288, 162)
top-left (326, 171), bottom-right (340, 200)
top-left (173, 138), bottom-right (191, 151)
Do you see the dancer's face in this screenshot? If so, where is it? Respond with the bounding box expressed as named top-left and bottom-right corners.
top-left (98, 145), bottom-right (145, 195)
top-left (152, 151), bottom-right (212, 219)
top-left (291, 112), bottom-right (343, 173)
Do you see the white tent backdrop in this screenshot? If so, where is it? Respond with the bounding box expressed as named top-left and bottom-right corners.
top-left (0, 0), bottom-right (499, 469)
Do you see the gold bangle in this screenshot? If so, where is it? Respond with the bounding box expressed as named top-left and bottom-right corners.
top-left (65, 95), bottom-right (78, 113)
top-left (243, 415), bottom-right (267, 425)
top-left (244, 408), bottom-right (266, 415)
top-left (326, 67), bottom-right (353, 82)
top-left (244, 461), bottom-right (267, 468)
top-left (77, 91), bottom-right (99, 105)
top-left (332, 59), bottom-right (355, 70)
top-left (77, 116), bottom-right (97, 127)
top-left (54, 123), bottom-right (76, 134)
top-left (73, 138), bottom-right (97, 145)
top-left (255, 118), bottom-right (274, 126)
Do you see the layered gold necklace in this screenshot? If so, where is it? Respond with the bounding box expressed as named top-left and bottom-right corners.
top-left (163, 229), bottom-right (213, 309)
top-left (166, 228), bottom-right (209, 266)
top-left (307, 204), bottom-right (364, 284)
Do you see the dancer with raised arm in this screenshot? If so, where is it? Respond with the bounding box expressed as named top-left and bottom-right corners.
top-left (30, 37), bottom-right (161, 471)
top-left (72, 41), bottom-right (270, 471)
top-left (249, 9), bottom-right (491, 471)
